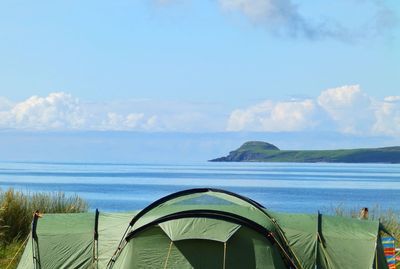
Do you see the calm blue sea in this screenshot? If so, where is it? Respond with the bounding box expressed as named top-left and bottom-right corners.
top-left (0, 161), bottom-right (399, 214)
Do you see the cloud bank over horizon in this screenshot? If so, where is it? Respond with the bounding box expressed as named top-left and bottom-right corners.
top-left (227, 85), bottom-right (400, 136)
top-left (1, 85), bottom-right (400, 137)
top-left (0, 93), bottom-right (227, 132)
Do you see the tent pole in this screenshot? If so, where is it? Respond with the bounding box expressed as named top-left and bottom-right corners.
top-left (163, 241), bottom-right (173, 269)
top-left (32, 211), bottom-right (41, 269)
top-left (314, 212), bottom-right (329, 268)
top-left (223, 242), bottom-right (227, 269)
top-left (314, 211), bottom-right (320, 269)
top-left (107, 223), bottom-right (132, 268)
top-left (270, 217), bottom-right (303, 269)
top-left (261, 209), bottom-right (303, 268)
top-left (268, 232), bottom-right (299, 269)
top-left (270, 218), bottom-right (303, 269)
top-left (93, 209), bottom-right (100, 269)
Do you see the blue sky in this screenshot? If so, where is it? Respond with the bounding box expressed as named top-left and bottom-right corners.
top-left (0, 0), bottom-right (399, 140)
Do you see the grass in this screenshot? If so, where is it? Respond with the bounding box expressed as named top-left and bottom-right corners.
top-left (0, 240), bottom-right (23, 269)
top-left (0, 188), bottom-right (88, 268)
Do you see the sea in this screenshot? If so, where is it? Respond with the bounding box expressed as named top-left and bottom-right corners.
top-left (0, 161), bottom-right (399, 214)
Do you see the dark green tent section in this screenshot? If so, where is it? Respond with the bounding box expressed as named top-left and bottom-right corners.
top-left (270, 212), bottom-right (389, 269)
top-left (17, 188), bottom-right (390, 269)
top-left (17, 211), bottom-right (134, 269)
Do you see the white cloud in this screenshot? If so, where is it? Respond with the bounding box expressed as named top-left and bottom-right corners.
top-left (99, 112), bottom-right (158, 131)
top-left (384, 96), bottom-right (400, 102)
top-left (2, 89), bottom-right (400, 137)
top-left (313, 85), bottom-right (400, 136)
top-left (227, 85), bottom-right (400, 137)
top-left (0, 92), bottom-right (85, 130)
top-left (0, 92), bottom-right (225, 132)
top-left (317, 85), bottom-right (374, 134)
top-left (96, 99), bottom-right (227, 132)
top-left (373, 99), bottom-right (400, 136)
top-left (227, 99), bottom-right (315, 131)
top-left (0, 93), bottom-right (160, 131)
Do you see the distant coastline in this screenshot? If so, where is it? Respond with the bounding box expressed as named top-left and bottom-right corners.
top-left (210, 141), bottom-right (400, 163)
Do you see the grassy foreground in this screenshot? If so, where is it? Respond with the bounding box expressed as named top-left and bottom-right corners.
top-left (0, 189), bottom-right (88, 268)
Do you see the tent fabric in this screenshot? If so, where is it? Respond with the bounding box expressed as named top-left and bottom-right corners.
top-left (270, 212), bottom-right (384, 269)
top-left (96, 212), bottom-right (134, 268)
top-left (129, 191), bottom-right (279, 233)
top-left (112, 224), bottom-right (287, 269)
top-left (17, 213), bottom-right (95, 269)
top-left (158, 217), bottom-right (241, 242)
top-left (16, 188), bottom-right (390, 269)
top-left (17, 212), bottom-right (136, 269)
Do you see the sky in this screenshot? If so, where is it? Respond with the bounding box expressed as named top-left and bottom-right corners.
top-left (0, 0), bottom-right (400, 161)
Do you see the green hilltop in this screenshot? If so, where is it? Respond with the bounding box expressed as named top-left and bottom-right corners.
top-left (210, 141), bottom-right (400, 163)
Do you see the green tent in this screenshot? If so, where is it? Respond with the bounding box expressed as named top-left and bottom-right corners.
top-left (17, 211), bottom-right (134, 269)
top-left (17, 188), bottom-right (389, 269)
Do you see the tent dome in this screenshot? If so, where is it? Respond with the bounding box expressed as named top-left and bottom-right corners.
top-left (109, 188), bottom-right (298, 268)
